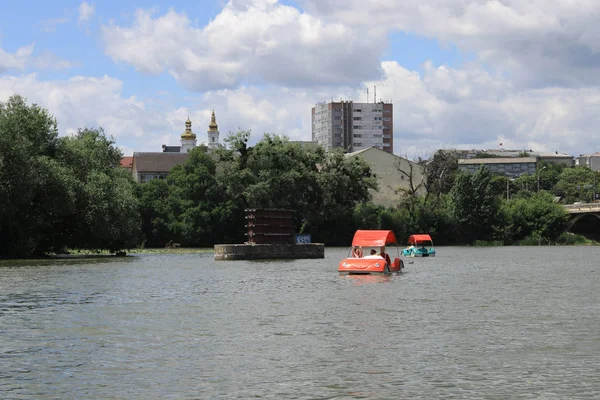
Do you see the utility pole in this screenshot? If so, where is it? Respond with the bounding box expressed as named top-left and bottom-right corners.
top-left (537, 166), bottom-right (547, 192)
top-left (594, 171), bottom-right (597, 202)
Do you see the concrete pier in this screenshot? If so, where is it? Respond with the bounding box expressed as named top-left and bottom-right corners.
top-left (214, 243), bottom-right (324, 260)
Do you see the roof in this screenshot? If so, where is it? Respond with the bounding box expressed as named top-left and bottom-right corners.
top-left (536, 152), bottom-right (573, 159)
top-left (408, 234), bottom-right (433, 244)
top-left (345, 147), bottom-right (372, 157)
top-left (459, 157), bottom-right (537, 165)
top-left (132, 153), bottom-right (189, 172)
top-left (120, 156), bottom-right (133, 168)
top-left (162, 145), bottom-right (181, 153)
top-left (351, 230), bottom-right (397, 246)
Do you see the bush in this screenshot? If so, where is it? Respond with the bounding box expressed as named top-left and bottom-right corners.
top-left (556, 232), bottom-right (592, 245)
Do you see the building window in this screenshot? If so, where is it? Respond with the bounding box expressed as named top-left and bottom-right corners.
top-left (353, 142), bottom-right (363, 147)
top-left (353, 134), bottom-right (362, 138)
top-left (354, 109), bottom-right (361, 112)
top-left (353, 117), bottom-right (362, 120)
top-left (353, 125), bottom-right (361, 129)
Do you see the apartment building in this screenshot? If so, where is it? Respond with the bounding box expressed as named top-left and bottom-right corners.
top-left (311, 100), bottom-right (393, 154)
top-left (576, 152), bottom-right (600, 171)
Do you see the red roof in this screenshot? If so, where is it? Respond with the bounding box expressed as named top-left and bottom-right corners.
top-left (120, 156), bottom-right (133, 168)
top-left (351, 230), bottom-right (397, 246)
top-left (408, 234), bottom-right (433, 244)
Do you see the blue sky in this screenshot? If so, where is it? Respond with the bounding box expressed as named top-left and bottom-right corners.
top-left (1, 0), bottom-right (599, 157)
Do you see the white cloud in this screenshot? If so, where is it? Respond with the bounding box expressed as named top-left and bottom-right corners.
top-left (0, 44), bottom-right (34, 72)
top-left (33, 51), bottom-right (78, 70)
top-left (101, 1), bottom-right (385, 90)
top-left (41, 18), bottom-right (69, 33)
top-left (299, 0), bottom-right (600, 89)
top-left (78, 2), bottom-right (95, 25)
top-left (2, 58), bottom-right (600, 160)
top-left (357, 61), bottom-right (600, 158)
top-left (0, 44), bottom-right (77, 72)
top-left (0, 74), bottom-right (167, 153)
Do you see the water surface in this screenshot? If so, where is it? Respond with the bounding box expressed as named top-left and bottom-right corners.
top-left (1, 247), bottom-right (600, 399)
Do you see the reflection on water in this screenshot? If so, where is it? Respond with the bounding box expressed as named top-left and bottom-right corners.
top-left (1, 248), bottom-right (600, 399)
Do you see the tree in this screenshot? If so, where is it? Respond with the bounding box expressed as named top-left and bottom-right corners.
top-left (502, 191), bottom-right (568, 243)
top-left (0, 95), bottom-right (67, 257)
top-left (57, 128), bottom-right (141, 252)
top-left (451, 166), bottom-right (504, 243)
top-left (0, 95), bottom-right (140, 257)
top-left (554, 166), bottom-right (597, 204)
top-left (421, 150), bottom-right (459, 197)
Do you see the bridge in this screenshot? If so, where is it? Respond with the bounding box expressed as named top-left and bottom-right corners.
top-left (563, 202), bottom-right (600, 214)
top-left (563, 203), bottom-right (600, 239)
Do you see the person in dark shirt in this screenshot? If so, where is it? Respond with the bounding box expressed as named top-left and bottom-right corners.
top-left (379, 246), bottom-right (391, 267)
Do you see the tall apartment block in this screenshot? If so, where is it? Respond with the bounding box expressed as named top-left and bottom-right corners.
top-left (311, 100), bottom-right (393, 154)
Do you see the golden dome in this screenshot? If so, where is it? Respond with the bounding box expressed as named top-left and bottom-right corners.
top-left (181, 117), bottom-right (196, 140)
top-left (208, 110), bottom-right (218, 132)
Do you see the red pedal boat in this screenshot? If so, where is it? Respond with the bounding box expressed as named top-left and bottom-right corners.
top-left (338, 230), bottom-right (404, 275)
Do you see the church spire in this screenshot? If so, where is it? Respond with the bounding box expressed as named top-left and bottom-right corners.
top-left (181, 116), bottom-right (196, 140)
top-left (207, 109), bottom-right (219, 150)
top-left (208, 109), bottom-right (218, 132)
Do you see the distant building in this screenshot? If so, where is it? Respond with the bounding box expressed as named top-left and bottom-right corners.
top-left (312, 100), bottom-right (393, 154)
top-left (345, 147), bottom-right (425, 208)
top-left (131, 153), bottom-right (188, 183)
top-left (207, 110), bottom-right (220, 151)
top-left (576, 152), bottom-right (600, 171)
top-left (536, 151), bottom-right (574, 166)
top-left (120, 156), bottom-right (133, 170)
top-left (440, 148), bottom-right (574, 168)
top-left (458, 157), bottom-right (537, 177)
top-left (126, 111), bottom-right (221, 183)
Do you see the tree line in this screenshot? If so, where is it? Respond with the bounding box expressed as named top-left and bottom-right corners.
top-left (1, 95), bottom-right (595, 258)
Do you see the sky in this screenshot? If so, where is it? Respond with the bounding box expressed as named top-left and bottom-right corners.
top-left (1, 0), bottom-right (600, 158)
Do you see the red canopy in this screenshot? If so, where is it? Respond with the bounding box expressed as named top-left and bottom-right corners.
top-left (351, 230), bottom-right (397, 247)
top-left (408, 234), bottom-right (433, 245)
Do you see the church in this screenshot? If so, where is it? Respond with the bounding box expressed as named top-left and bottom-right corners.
top-left (128, 111), bottom-right (220, 183)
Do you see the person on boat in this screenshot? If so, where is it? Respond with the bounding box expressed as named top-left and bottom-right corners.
top-left (379, 246), bottom-right (391, 267)
top-left (364, 249), bottom-right (380, 259)
top-left (351, 246), bottom-right (363, 258)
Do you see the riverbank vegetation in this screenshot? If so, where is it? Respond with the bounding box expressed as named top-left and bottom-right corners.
top-left (1, 96), bottom-right (598, 258)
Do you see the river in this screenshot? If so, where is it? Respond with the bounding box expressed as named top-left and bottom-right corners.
top-left (1, 246), bottom-right (600, 399)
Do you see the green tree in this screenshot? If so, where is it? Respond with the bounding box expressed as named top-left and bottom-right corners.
top-left (57, 128), bottom-right (141, 252)
top-left (421, 150), bottom-right (458, 196)
top-left (0, 95), bottom-right (66, 257)
top-left (502, 191), bottom-right (568, 243)
top-left (0, 96), bottom-right (140, 257)
top-left (554, 166), bottom-right (597, 204)
top-left (451, 166), bottom-right (504, 243)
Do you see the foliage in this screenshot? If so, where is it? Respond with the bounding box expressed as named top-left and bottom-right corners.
top-left (0, 96), bottom-right (140, 258)
top-left (553, 166), bottom-right (598, 204)
top-left (451, 167), bottom-right (504, 244)
top-left (501, 191), bottom-right (568, 244)
top-left (138, 132), bottom-right (377, 246)
top-left (422, 150), bottom-right (458, 196)
top-left (556, 232), bottom-right (593, 245)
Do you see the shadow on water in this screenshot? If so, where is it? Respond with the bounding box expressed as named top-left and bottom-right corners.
top-left (339, 273), bottom-right (397, 285)
top-left (0, 255), bottom-right (136, 268)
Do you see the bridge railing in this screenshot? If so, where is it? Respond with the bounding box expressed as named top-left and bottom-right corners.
top-left (564, 203), bottom-right (600, 212)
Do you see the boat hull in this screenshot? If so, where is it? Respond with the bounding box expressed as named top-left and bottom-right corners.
top-left (402, 249), bottom-right (436, 257)
top-left (338, 257), bottom-right (403, 274)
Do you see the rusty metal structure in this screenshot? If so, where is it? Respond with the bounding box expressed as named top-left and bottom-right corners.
top-left (245, 208), bottom-right (295, 244)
